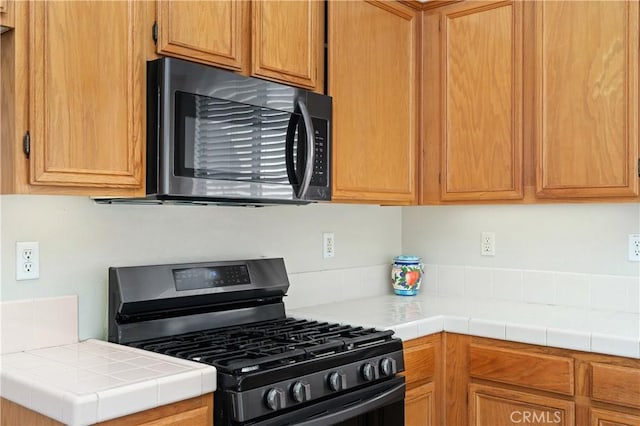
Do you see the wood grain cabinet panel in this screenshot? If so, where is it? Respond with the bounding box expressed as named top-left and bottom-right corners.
top-left (405, 382), bottom-right (435, 426)
top-left (329, 0), bottom-right (419, 204)
top-left (156, 0), bottom-right (248, 72)
top-left (403, 334), bottom-right (443, 426)
top-left (591, 408), bottom-right (640, 426)
top-left (403, 340), bottom-right (436, 386)
top-left (252, 0), bottom-right (323, 91)
top-left (591, 363), bottom-right (640, 409)
top-left (439, 0), bottom-right (523, 201)
top-left (28, 0), bottom-right (145, 192)
top-left (469, 344), bottom-right (575, 396)
top-left (469, 383), bottom-right (575, 426)
top-left (156, 0), bottom-right (323, 92)
top-left (0, 0), bottom-right (14, 30)
top-left (534, 0), bottom-right (639, 198)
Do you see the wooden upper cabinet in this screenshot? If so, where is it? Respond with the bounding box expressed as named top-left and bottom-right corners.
top-left (156, 1), bottom-right (247, 72)
top-left (252, 0), bottom-right (323, 91)
top-left (0, 0), bottom-right (14, 30)
top-left (438, 1), bottom-right (523, 201)
top-left (28, 1), bottom-right (145, 193)
top-left (534, 0), bottom-right (639, 198)
top-left (155, 0), bottom-right (323, 91)
top-left (329, 0), bottom-right (419, 204)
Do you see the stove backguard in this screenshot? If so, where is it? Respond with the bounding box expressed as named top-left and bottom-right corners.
top-left (108, 258), bottom-right (290, 344)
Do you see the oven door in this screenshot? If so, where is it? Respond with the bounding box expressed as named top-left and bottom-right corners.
top-left (250, 376), bottom-right (405, 426)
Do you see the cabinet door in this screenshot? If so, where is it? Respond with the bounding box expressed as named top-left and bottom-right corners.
top-left (469, 383), bottom-right (575, 426)
top-left (29, 1), bottom-right (144, 193)
top-left (591, 408), bottom-right (640, 426)
top-left (252, 0), bottom-right (323, 91)
top-left (329, 0), bottom-right (419, 204)
top-left (406, 382), bottom-right (434, 426)
top-left (534, 1), bottom-right (639, 198)
top-left (156, 0), bottom-right (247, 72)
top-left (0, 0), bottom-right (14, 30)
top-left (437, 1), bottom-right (523, 201)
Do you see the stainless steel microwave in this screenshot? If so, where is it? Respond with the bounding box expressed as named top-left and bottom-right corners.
top-left (144, 58), bottom-right (332, 205)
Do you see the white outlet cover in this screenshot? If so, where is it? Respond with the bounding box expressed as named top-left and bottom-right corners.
top-left (481, 232), bottom-right (495, 256)
top-left (16, 241), bottom-right (40, 280)
top-left (323, 232), bottom-right (335, 258)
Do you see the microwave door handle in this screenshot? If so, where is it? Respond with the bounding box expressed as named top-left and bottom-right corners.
top-left (296, 99), bottom-right (316, 199)
top-left (285, 111), bottom-right (301, 187)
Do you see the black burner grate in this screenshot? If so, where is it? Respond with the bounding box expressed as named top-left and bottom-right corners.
top-left (130, 318), bottom-right (394, 374)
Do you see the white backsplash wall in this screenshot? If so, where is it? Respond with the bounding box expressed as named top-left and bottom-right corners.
top-left (0, 195), bottom-right (402, 340)
top-left (403, 204), bottom-right (640, 311)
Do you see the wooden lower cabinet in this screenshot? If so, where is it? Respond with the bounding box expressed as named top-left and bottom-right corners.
top-left (427, 333), bottom-right (640, 426)
top-left (469, 383), bottom-right (574, 426)
top-left (0, 394), bottom-right (213, 426)
top-left (403, 333), bottom-right (443, 425)
top-left (591, 408), bottom-right (640, 426)
top-left (406, 382), bottom-right (435, 426)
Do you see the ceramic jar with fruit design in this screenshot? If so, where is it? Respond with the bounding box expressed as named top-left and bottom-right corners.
top-left (391, 255), bottom-right (424, 296)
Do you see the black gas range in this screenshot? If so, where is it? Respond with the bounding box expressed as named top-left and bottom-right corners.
top-left (108, 258), bottom-right (405, 426)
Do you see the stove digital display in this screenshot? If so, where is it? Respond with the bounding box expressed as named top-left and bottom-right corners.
top-left (173, 265), bottom-right (251, 290)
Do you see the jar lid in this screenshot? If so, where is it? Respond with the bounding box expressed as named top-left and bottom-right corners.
top-left (393, 255), bottom-right (421, 262)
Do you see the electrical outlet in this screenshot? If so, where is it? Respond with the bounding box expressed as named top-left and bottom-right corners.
top-left (481, 232), bottom-right (495, 256)
top-left (628, 234), bottom-right (640, 262)
top-left (323, 232), bottom-right (335, 258)
top-left (16, 241), bottom-right (40, 280)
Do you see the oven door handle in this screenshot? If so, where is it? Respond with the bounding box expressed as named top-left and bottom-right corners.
top-left (295, 381), bottom-right (405, 426)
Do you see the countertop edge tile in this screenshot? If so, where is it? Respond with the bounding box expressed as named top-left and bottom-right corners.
top-left (62, 391), bottom-right (98, 426)
top-left (546, 328), bottom-right (592, 353)
top-left (27, 376), bottom-right (66, 422)
top-left (443, 315), bottom-right (469, 334)
top-left (505, 323), bottom-right (547, 346)
top-left (1, 370), bottom-right (33, 409)
top-left (591, 333), bottom-right (640, 359)
top-left (157, 370), bottom-right (202, 407)
top-left (416, 316), bottom-right (445, 336)
top-left (468, 318), bottom-right (506, 340)
top-left (390, 323), bottom-right (419, 341)
top-left (96, 380), bottom-right (158, 422)
top-left (201, 367), bottom-right (217, 394)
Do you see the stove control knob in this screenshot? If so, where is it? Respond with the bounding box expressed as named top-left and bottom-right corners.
top-left (380, 357), bottom-right (396, 376)
top-left (361, 362), bottom-right (376, 381)
top-left (265, 388), bottom-right (285, 411)
top-left (328, 371), bottom-right (347, 392)
top-left (291, 381), bottom-right (311, 403)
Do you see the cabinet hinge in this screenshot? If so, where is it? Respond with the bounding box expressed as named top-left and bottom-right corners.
top-left (152, 21), bottom-right (158, 44)
top-left (22, 131), bottom-right (30, 159)
top-left (438, 173), bottom-right (441, 184)
top-left (438, 18), bottom-right (441, 32)
top-left (638, 158), bottom-right (640, 178)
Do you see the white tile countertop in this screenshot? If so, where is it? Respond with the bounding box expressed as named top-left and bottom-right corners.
top-left (288, 293), bottom-right (640, 359)
top-left (0, 339), bottom-right (216, 425)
